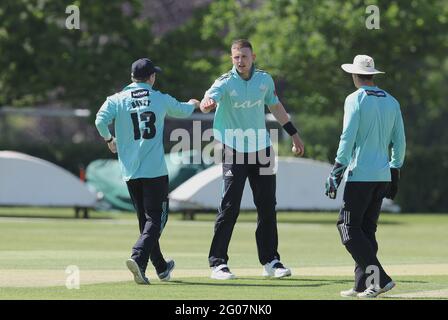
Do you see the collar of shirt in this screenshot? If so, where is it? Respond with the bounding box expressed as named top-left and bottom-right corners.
top-left (231, 65), bottom-right (255, 81)
top-left (360, 85), bottom-right (378, 90)
top-left (123, 82), bottom-right (153, 91)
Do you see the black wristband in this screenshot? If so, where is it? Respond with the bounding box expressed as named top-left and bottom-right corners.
top-left (105, 137), bottom-right (114, 143)
top-left (283, 121), bottom-right (298, 136)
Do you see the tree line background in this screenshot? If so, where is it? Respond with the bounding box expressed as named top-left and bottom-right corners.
top-left (0, 0), bottom-right (447, 212)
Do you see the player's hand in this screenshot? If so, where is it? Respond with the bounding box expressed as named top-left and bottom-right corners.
top-left (188, 99), bottom-right (200, 109)
top-left (291, 134), bottom-right (304, 156)
top-left (107, 138), bottom-right (117, 154)
top-left (385, 168), bottom-right (400, 200)
top-left (200, 97), bottom-right (217, 113)
top-left (325, 175), bottom-right (338, 199)
top-left (325, 162), bottom-right (347, 199)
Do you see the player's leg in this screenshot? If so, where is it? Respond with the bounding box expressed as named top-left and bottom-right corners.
top-left (361, 182), bottom-right (392, 289)
top-left (338, 182), bottom-right (392, 293)
top-left (208, 146), bottom-right (248, 269)
top-left (338, 182), bottom-right (371, 293)
top-left (353, 185), bottom-right (384, 292)
top-left (249, 147), bottom-right (290, 278)
top-left (148, 180), bottom-right (172, 278)
top-left (126, 178), bottom-right (150, 284)
top-left (354, 183), bottom-right (390, 292)
top-left (126, 179), bottom-right (145, 233)
top-left (131, 176), bottom-right (168, 274)
top-left (248, 147), bottom-right (279, 266)
top-left (151, 240), bottom-right (175, 281)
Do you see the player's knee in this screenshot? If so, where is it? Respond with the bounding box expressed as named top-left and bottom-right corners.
top-left (217, 205), bottom-right (240, 222)
top-left (337, 222), bottom-right (353, 245)
top-left (254, 195), bottom-right (276, 209)
top-left (362, 223), bottom-right (377, 235)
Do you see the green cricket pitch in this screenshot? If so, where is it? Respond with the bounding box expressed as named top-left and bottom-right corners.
top-left (0, 208), bottom-right (447, 300)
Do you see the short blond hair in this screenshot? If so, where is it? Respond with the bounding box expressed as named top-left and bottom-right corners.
top-left (231, 39), bottom-right (253, 52)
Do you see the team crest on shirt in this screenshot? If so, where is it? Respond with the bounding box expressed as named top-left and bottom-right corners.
top-left (259, 84), bottom-right (267, 92)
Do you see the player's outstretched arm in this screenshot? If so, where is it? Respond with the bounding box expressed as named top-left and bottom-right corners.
top-left (188, 99), bottom-right (201, 109)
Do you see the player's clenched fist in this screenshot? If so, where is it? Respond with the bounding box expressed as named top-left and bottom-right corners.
top-left (291, 135), bottom-right (305, 157)
top-left (200, 97), bottom-right (217, 113)
top-left (107, 138), bottom-right (117, 154)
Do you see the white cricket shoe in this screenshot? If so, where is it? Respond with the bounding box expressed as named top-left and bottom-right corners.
top-left (357, 281), bottom-right (396, 298)
top-left (340, 288), bottom-right (361, 297)
top-left (211, 264), bottom-right (235, 280)
top-left (126, 258), bottom-right (150, 285)
top-left (262, 259), bottom-right (292, 278)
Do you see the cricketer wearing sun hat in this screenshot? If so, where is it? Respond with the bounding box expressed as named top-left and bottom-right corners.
top-left (340, 54), bottom-right (385, 75)
top-left (325, 54), bottom-right (406, 298)
top-left (334, 55), bottom-right (404, 182)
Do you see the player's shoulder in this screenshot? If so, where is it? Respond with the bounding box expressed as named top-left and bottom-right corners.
top-left (154, 90), bottom-right (180, 105)
top-left (216, 71), bottom-right (232, 82)
top-left (106, 91), bottom-right (121, 103)
top-left (254, 68), bottom-right (270, 75)
top-left (254, 68), bottom-right (273, 79)
top-left (381, 89), bottom-right (399, 105)
top-left (346, 89), bottom-right (363, 102)
top-left (115, 84), bottom-right (138, 99)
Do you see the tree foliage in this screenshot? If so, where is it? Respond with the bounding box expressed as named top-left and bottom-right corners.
top-left (1, 0), bottom-right (447, 211)
top-left (199, 0), bottom-right (448, 211)
top-left (0, 0), bottom-right (153, 108)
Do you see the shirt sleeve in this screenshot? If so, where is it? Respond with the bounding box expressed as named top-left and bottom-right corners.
top-left (389, 104), bottom-right (406, 168)
top-left (335, 94), bottom-right (360, 166)
top-left (204, 76), bottom-right (227, 102)
top-left (165, 94), bottom-right (195, 118)
top-left (95, 95), bottom-right (117, 139)
top-left (264, 75), bottom-right (280, 107)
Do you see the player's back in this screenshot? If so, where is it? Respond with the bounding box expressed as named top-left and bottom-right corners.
top-left (112, 82), bottom-right (169, 180)
top-left (347, 86), bottom-right (401, 181)
top-left (96, 81), bottom-right (194, 181)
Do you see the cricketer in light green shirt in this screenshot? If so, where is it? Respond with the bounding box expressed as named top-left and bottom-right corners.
top-left (205, 65), bottom-right (279, 153)
top-left (95, 82), bottom-right (195, 181)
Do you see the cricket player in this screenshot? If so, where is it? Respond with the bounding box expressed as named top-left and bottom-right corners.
top-left (200, 39), bottom-right (305, 280)
top-left (325, 55), bottom-right (406, 298)
top-left (95, 58), bottom-right (199, 285)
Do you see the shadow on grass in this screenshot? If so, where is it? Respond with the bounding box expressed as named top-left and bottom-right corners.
top-left (273, 219), bottom-right (402, 225)
top-left (168, 278), bottom-right (353, 288)
top-left (182, 213), bottom-right (404, 225)
top-left (0, 214), bottom-right (114, 220)
top-left (396, 280), bottom-right (429, 284)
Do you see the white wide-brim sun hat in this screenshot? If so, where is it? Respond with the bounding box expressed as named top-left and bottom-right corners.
top-left (341, 55), bottom-right (385, 75)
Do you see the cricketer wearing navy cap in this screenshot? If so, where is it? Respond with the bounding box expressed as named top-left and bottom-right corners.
top-left (131, 58), bottom-right (162, 80)
top-left (96, 57), bottom-right (200, 285)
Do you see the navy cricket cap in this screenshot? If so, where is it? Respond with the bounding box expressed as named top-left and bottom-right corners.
top-left (131, 58), bottom-right (162, 79)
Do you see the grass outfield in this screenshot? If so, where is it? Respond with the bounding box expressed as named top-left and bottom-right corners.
top-left (0, 208), bottom-right (447, 300)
